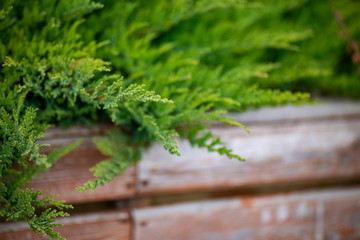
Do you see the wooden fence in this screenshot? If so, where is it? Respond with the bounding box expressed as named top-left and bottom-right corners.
top-left (1, 100), bottom-right (360, 240)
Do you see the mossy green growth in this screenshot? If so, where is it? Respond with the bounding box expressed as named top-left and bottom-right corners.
top-left (1, 0), bottom-right (358, 239)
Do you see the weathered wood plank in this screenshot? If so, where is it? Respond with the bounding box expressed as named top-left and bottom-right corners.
top-left (0, 211), bottom-right (130, 240)
top-left (29, 101), bottom-right (360, 201)
top-left (138, 101), bottom-right (360, 194)
top-left (42, 124), bottom-right (114, 140)
top-left (28, 138), bottom-right (136, 204)
top-left (231, 99), bottom-right (360, 124)
top-left (133, 187), bottom-right (360, 240)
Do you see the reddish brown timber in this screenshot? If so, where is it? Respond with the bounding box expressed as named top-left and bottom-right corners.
top-left (137, 101), bottom-right (360, 194)
top-left (29, 136), bottom-right (136, 204)
top-left (133, 187), bottom-right (360, 240)
top-left (0, 211), bottom-right (130, 240)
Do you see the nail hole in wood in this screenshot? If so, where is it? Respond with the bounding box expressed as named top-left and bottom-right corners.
top-left (126, 182), bottom-right (133, 189)
top-left (141, 180), bottom-right (149, 187)
top-left (140, 221), bottom-right (147, 227)
top-left (119, 219), bottom-right (129, 224)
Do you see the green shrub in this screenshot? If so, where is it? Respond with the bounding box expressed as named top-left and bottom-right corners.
top-left (0, 0), bottom-right (358, 239)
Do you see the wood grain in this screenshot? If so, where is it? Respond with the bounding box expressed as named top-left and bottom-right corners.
top-left (28, 138), bottom-right (136, 204)
top-left (137, 101), bottom-right (360, 194)
top-left (230, 99), bottom-right (360, 124)
top-left (0, 211), bottom-right (130, 240)
top-left (133, 187), bottom-right (360, 240)
top-left (2, 100), bottom-right (360, 239)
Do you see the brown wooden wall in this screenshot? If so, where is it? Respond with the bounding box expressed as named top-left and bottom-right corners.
top-left (1, 100), bottom-right (360, 240)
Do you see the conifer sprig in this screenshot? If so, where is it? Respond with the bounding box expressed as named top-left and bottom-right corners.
top-left (2, 0), bottom-right (358, 239)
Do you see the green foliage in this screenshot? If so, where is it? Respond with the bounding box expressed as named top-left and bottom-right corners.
top-left (1, 0), bottom-right (358, 239)
top-left (78, 129), bottom-right (142, 191)
top-left (0, 92), bottom-right (73, 240)
top-left (235, 0), bottom-right (360, 98)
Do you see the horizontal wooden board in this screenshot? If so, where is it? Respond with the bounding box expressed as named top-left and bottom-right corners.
top-left (230, 99), bottom-right (360, 124)
top-left (28, 101), bottom-right (360, 201)
top-left (0, 211), bottom-right (130, 240)
top-left (133, 187), bottom-right (360, 240)
top-left (137, 102), bottom-right (360, 194)
top-left (28, 138), bottom-right (136, 204)
top-left (42, 124), bottom-right (114, 140)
